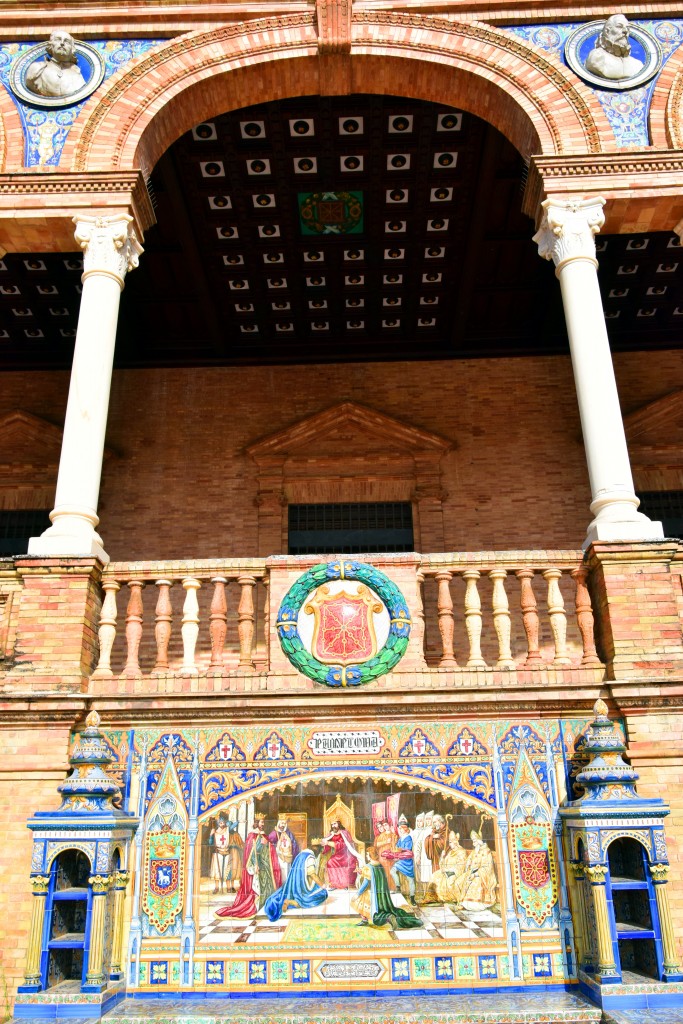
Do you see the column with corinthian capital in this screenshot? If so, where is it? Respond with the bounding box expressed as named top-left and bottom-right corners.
top-left (533, 197), bottom-right (662, 548)
top-left (28, 214), bottom-right (143, 563)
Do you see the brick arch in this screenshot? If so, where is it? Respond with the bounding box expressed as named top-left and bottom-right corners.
top-left (0, 86), bottom-right (25, 172)
top-left (657, 46), bottom-right (683, 149)
top-left (68, 14), bottom-right (609, 175)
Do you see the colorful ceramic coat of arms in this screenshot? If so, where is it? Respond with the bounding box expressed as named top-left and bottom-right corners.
top-left (298, 191), bottom-right (363, 235)
top-left (511, 821), bottom-right (558, 926)
top-left (277, 560), bottom-right (411, 686)
top-left (143, 829), bottom-right (185, 933)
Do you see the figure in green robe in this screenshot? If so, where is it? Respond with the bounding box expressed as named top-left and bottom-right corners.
top-left (351, 847), bottom-right (422, 928)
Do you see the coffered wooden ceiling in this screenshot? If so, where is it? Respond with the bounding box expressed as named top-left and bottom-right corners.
top-left (1, 94), bottom-right (682, 369)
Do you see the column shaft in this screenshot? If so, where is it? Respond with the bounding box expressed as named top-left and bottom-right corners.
top-left (28, 214), bottom-right (142, 562)
top-left (23, 879), bottom-right (50, 986)
top-left (534, 198), bottom-right (662, 547)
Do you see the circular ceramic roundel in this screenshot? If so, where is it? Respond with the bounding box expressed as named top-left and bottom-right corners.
top-left (276, 560), bottom-right (411, 687)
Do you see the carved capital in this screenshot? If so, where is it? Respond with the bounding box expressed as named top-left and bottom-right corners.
top-left (74, 213), bottom-right (143, 286)
top-left (31, 874), bottom-right (51, 895)
top-left (650, 862), bottom-right (670, 884)
top-left (533, 197), bottom-right (605, 272)
top-left (568, 861), bottom-right (586, 882)
top-left (114, 870), bottom-right (131, 889)
top-left (89, 873), bottom-right (111, 894)
top-left (585, 863), bottom-right (609, 885)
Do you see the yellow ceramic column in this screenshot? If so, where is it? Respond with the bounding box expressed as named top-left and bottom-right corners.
top-left (24, 875), bottom-right (51, 987)
top-left (85, 875), bottom-right (111, 988)
top-left (568, 863), bottom-right (590, 970)
top-left (585, 864), bottom-right (619, 979)
top-left (650, 864), bottom-right (683, 978)
top-left (109, 870), bottom-right (130, 980)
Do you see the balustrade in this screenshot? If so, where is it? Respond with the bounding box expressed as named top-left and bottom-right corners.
top-left (92, 551), bottom-right (602, 683)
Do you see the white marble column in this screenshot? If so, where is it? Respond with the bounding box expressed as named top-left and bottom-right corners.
top-left (28, 214), bottom-right (143, 563)
top-left (534, 197), bottom-right (662, 547)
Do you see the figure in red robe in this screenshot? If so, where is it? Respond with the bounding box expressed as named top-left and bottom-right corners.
top-left (320, 820), bottom-right (358, 889)
top-left (215, 815), bottom-right (281, 918)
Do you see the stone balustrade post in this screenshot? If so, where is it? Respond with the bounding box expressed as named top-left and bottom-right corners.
top-left (93, 579), bottom-right (120, 679)
top-left (435, 570), bottom-right (457, 668)
top-left (533, 198), bottom-right (662, 548)
top-left (28, 214), bottom-right (143, 563)
top-left (463, 569), bottom-right (486, 668)
top-left (209, 576), bottom-right (228, 669)
top-left (153, 580), bottom-right (173, 673)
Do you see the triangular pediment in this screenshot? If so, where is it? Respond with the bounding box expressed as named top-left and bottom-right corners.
top-left (624, 390), bottom-right (683, 465)
top-left (0, 410), bottom-right (64, 464)
top-left (247, 401), bottom-right (453, 463)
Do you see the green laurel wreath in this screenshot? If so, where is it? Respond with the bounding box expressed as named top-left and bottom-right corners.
top-left (276, 560), bottom-right (411, 687)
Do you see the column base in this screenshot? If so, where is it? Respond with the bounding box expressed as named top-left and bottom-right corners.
top-left (583, 516), bottom-right (664, 548)
top-left (28, 531), bottom-right (109, 562)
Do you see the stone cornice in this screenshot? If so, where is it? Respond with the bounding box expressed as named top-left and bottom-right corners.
top-left (524, 152), bottom-right (683, 233)
top-left (0, 170), bottom-right (155, 251)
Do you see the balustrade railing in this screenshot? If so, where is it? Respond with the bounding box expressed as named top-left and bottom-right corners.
top-left (92, 551), bottom-right (602, 682)
top-left (93, 560), bottom-right (268, 679)
top-left (420, 552), bottom-right (601, 671)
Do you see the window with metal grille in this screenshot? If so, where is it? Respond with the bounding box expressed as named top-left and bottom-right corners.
top-left (0, 510), bottom-right (51, 555)
top-left (288, 502), bottom-right (414, 555)
top-left (637, 491), bottom-right (683, 539)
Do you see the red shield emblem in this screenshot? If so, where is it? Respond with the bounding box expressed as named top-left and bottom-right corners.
top-left (149, 858), bottom-right (179, 897)
top-left (518, 849), bottom-right (551, 889)
top-left (305, 584), bottom-right (383, 665)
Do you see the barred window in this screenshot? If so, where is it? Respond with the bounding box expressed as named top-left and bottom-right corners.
top-left (637, 491), bottom-right (683, 539)
top-left (288, 502), bottom-right (414, 555)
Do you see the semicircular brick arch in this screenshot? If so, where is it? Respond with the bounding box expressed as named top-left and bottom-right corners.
top-left (68, 13), bottom-right (609, 176)
top-left (0, 84), bottom-right (26, 172)
top-left (660, 47), bottom-right (683, 149)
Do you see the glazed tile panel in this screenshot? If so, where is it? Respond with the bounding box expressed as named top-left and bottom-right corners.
top-left (95, 718), bottom-right (598, 996)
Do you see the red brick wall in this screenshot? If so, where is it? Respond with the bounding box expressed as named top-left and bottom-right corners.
top-left (1, 351), bottom-right (682, 562)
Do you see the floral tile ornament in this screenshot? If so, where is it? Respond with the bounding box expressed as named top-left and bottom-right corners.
top-left (391, 958), bottom-right (410, 982)
top-left (138, 963), bottom-right (147, 984)
top-left (413, 957), bottom-right (432, 980)
top-left (229, 961), bottom-right (246, 983)
top-left (149, 961), bottom-right (168, 985)
top-left (522, 954), bottom-right (531, 977)
top-left (270, 961), bottom-right (289, 983)
top-left (478, 955), bottom-right (498, 979)
top-left (292, 959), bottom-right (311, 984)
top-left (499, 955), bottom-right (510, 979)
top-left (435, 956), bottom-right (454, 980)
top-left (193, 963), bottom-right (202, 984)
top-left (456, 956), bottom-right (474, 979)
top-left (248, 960), bottom-right (267, 984)
top-left (532, 953), bottom-right (553, 977)
top-left (206, 961), bottom-right (224, 985)
top-left (171, 962), bottom-right (180, 983)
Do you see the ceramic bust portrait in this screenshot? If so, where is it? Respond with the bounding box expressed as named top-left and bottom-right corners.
top-left (585, 15), bottom-right (644, 81)
top-left (25, 30), bottom-right (86, 99)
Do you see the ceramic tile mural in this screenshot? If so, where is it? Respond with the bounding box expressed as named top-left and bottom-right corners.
top-left (504, 20), bottom-right (683, 147)
top-left (88, 716), bottom-right (597, 996)
top-left (0, 40), bottom-right (163, 166)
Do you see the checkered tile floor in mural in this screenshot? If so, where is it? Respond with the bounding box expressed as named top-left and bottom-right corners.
top-left (198, 889), bottom-right (504, 944)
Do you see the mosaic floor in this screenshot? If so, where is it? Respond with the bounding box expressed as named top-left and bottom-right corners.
top-left (198, 889), bottom-right (504, 944)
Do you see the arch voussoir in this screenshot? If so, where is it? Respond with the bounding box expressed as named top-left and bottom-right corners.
top-left (69, 12), bottom-right (610, 178)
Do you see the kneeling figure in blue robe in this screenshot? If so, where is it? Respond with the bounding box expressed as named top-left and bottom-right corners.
top-left (264, 848), bottom-right (328, 922)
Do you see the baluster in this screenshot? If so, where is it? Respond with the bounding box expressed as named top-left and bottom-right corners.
top-left (463, 570), bottom-right (486, 668)
top-left (516, 568), bottom-right (542, 666)
top-left (237, 574), bottom-right (256, 671)
top-left (93, 579), bottom-right (119, 678)
top-left (122, 580), bottom-right (144, 677)
top-left (543, 568), bottom-right (571, 667)
top-left (209, 577), bottom-right (228, 669)
top-left (571, 567), bottom-right (602, 667)
top-left (435, 571), bottom-right (458, 668)
top-left (153, 580), bottom-right (173, 672)
top-left (181, 577), bottom-right (200, 676)
top-left (490, 569), bottom-right (515, 669)
top-left (413, 568), bottom-right (427, 662)
top-left (261, 576), bottom-right (271, 672)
